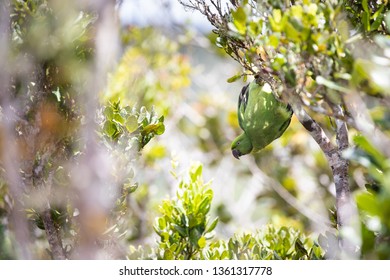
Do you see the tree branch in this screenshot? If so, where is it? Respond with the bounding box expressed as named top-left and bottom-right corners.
top-left (288, 91), bottom-right (359, 258)
top-left (331, 104), bottom-right (360, 258)
top-left (0, 0), bottom-right (32, 259)
top-left (42, 208), bottom-right (66, 260)
top-left (70, 0), bottom-right (120, 259)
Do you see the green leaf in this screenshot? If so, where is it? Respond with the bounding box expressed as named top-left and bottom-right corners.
top-left (356, 191), bottom-right (380, 217)
top-left (362, 11), bottom-right (370, 31)
top-left (198, 236), bottom-right (206, 249)
top-left (113, 113), bottom-right (125, 125)
top-left (205, 217), bottom-right (219, 234)
top-left (316, 76), bottom-right (349, 93)
top-left (285, 21), bottom-right (301, 42)
top-left (290, 5), bottom-right (303, 19)
top-left (198, 197), bottom-right (211, 214)
top-left (156, 123), bottom-right (165, 135)
top-left (142, 123), bottom-right (164, 135)
top-left (353, 135), bottom-right (386, 169)
top-left (103, 120), bottom-right (117, 137)
top-left (189, 227), bottom-right (202, 247)
top-left (163, 249), bottom-right (174, 260)
top-left (269, 9), bottom-right (283, 32)
top-left (157, 217), bottom-right (166, 230)
top-left (173, 224), bottom-right (188, 237)
top-left (386, 12), bottom-right (390, 33)
top-left (125, 115), bottom-right (138, 133)
top-left (362, 0), bottom-right (369, 13)
top-left (104, 106), bottom-right (114, 119)
top-left (189, 163), bottom-right (203, 182)
top-left (271, 54), bottom-right (286, 71)
top-left (232, 7), bottom-right (247, 35)
top-left (371, 13), bottom-right (384, 31)
top-left (227, 73), bottom-right (242, 83)
top-left (294, 239), bottom-right (308, 257)
top-left (269, 34), bottom-right (279, 48)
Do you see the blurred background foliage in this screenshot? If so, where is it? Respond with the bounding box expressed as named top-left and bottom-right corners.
top-left (0, 0), bottom-right (390, 259)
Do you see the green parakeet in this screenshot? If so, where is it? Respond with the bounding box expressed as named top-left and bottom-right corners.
top-left (231, 80), bottom-right (293, 159)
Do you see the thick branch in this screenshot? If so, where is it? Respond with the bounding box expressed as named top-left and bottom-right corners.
top-left (289, 93), bottom-right (359, 258)
top-left (0, 0), bottom-right (32, 259)
top-left (331, 104), bottom-right (360, 258)
top-left (42, 208), bottom-right (66, 260)
top-left (332, 104), bottom-right (351, 228)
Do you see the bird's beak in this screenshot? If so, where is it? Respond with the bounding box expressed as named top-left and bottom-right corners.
top-left (232, 149), bottom-right (241, 160)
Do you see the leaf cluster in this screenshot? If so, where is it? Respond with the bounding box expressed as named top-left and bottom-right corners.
top-left (203, 226), bottom-right (323, 260)
top-left (154, 163), bottom-right (218, 259)
top-left (102, 101), bottom-right (165, 150)
top-left (134, 163), bottom-right (324, 260)
top-left (181, 0), bottom-right (390, 119)
top-left (345, 135), bottom-right (390, 259)
top-left (343, 0), bottom-right (389, 35)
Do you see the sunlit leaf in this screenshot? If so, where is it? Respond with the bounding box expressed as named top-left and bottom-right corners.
top-left (227, 73), bottom-right (242, 83)
top-left (232, 7), bottom-right (247, 35)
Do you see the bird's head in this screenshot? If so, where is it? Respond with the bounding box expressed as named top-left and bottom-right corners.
top-left (231, 133), bottom-right (253, 159)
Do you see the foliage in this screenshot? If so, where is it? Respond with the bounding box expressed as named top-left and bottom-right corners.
top-left (181, 0), bottom-right (389, 113)
top-left (203, 226), bottom-right (323, 260)
top-left (2, 0), bottom-right (94, 259)
top-left (2, 0), bottom-right (390, 261)
top-left (345, 135), bottom-right (390, 259)
top-left (105, 27), bottom-right (191, 116)
top-left (1, 0), bottom-right (167, 259)
top-left (351, 33), bottom-right (390, 95)
top-left (132, 163), bottom-right (323, 260)
top-left (343, 0), bottom-right (389, 34)
top-left (102, 101), bottom-right (165, 150)
top-left (179, 0), bottom-right (390, 259)
top-left (154, 162), bottom-right (218, 260)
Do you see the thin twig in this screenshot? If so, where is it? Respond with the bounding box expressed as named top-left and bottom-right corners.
top-left (245, 157), bottom-right (330, 227)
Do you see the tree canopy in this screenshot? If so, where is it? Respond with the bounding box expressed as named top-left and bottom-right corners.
top-left (1, 0), bottom-right (390, 260)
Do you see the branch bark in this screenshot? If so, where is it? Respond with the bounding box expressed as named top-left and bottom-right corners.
top-left (332, 104), bottom-right (351, 229)
top-left (42, 208), bottom-right (66, 260)
top-left (287, 91), bottom-right (359, 258)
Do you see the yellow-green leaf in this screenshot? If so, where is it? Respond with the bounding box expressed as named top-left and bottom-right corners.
top-left (125, 115), bottom-right (138, 133)
top-left (232, 7), bottom-right (247, 35)
top-left (198, 236), bottom-right (206, 248)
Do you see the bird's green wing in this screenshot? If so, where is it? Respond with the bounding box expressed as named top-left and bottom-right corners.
top-left (237, 84), bottom-right (249, 130)
top-left (272, 104), bottom-right (293, 140)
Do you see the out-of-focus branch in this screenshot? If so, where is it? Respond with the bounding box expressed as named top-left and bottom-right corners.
top-left (331, 103), bottom-right (360, 258)
top-left (0, 0), bottom-right (32, 260)
top-left (70, 0), bottom-right (120, 259)
top-left (287, 89), bottom-right (359, 258)
top-left (42, 208), bottom-right (66, 260)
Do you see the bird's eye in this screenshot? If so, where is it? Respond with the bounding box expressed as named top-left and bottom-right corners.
top-left (237, 141), bottom-right (240, 145)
